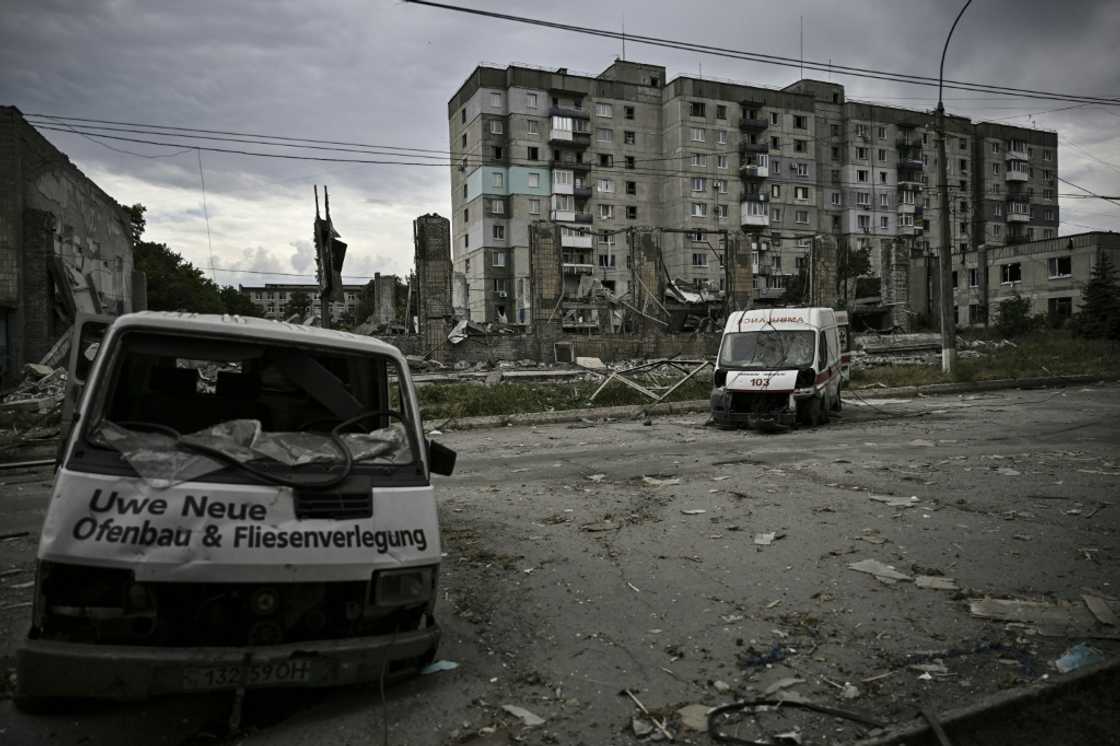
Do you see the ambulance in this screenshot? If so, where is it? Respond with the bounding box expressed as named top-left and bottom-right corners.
top-left (15, 312), bottom-right (456, 707)
top-left (710, 307), bottom-right (843, 429)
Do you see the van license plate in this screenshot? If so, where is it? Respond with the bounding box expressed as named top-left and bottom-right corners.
top-left (182, 660), bottom-right (314, 690)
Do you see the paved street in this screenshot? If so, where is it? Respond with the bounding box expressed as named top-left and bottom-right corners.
top-left (2, 383), bottom-right (1118, 745)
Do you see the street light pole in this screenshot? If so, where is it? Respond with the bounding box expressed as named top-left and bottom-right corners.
top-left (936, 0), bottom-right (971, 374)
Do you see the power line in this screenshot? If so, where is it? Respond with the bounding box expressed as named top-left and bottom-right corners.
top-left (1057, 176), bottom-right (1120, 209)
top-left (196, 149), bottom-right (217, 282)
top-left (1058, 136), bottom-right (1120, 176)
top-left (403, 1), bottom-right (1120, 106)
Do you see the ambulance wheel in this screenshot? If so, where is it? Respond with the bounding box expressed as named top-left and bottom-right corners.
top-left (12, 695), bottom-right (66, 715)
top-left (797, 398), bottom-right (823, 427)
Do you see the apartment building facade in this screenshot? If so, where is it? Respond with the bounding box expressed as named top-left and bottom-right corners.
top-left (238, 283), bottom-right (363, 321)
top-left (447, 61), bottom-right (1059, 326)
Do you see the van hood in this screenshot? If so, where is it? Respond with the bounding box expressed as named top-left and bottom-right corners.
top-left (724, 369), bottom-right (798, 393)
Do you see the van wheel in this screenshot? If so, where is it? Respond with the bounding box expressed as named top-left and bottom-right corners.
top-left (12, 695), bottom-right (65, 715)
top-left (797, 398), bottom-right (823, 427)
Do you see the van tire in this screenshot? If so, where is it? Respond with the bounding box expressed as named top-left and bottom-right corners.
top-left (797, 398), bottom-right (823, 427)
top-left (12, 695), bottom-right (64, 715)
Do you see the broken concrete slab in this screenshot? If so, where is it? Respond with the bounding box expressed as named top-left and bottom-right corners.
top-left (848, 559), bottom-right (912, 582)
top-left (916, 575), bottom-right (959, 591)
top-left (968, 597), bottom-right (1119, 638)
top-left (501, 704), bottom-right (545, 727)
top-left (1082, 594), bottom-right (1117, 626)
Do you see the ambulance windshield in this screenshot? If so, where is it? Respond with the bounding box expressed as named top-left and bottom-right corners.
top-left (719, 330), bottom-right (816, 370)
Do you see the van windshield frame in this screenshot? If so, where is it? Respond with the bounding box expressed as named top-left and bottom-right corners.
top-left (718, 330), bottom-right (818, 371)
top-left (69, 328), bottom-right (427, 487)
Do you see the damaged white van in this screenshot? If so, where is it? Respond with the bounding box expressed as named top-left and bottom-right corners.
top-left (710, 307), bottom-right (843, 429)
top-left (16, 312), bottom-right (455, 706)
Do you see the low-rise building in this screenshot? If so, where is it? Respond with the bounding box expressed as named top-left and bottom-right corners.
top-left (238, 283), bottom-right (363, 321)
top-left (955, 231), bottom-right (1120, 326)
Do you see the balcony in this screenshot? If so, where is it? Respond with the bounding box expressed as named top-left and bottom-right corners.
top-left (897, 202), bottom-right (916, 214)
top-left (1005, 167), bottom-right (1029, 182)
top-left (740, 206), bottom-right (770, 229)
top-left (1007, 203), bottom-right (1030, 223)
top-left (896, 138), bottom-right (923, 152)
top-left (741, 192), bottom-right (768, 204)
top-left (1006, 144), bottom-right (1028, 160)
top-left (573, 212), bottom-right (593, 224)
top-left (551, 209), bottom-right (575, 222)
top-left (549, 129), bottom-right (591, 148)
top-left (739, 117), bottom-right (769, 132)
top-left (897, 224), bottom-right (923, 236)
top-left (898, 179), bottom-right (923, 192)
top-left (561, 263), bottom-right (595, 275)
top-left (739, 141), bottom-right (769, 155)
top-left (755, 286), bottom-right (786, 300)
top-left (573, 185), bottom-right (593, 200)
top-left (897, 155), bottom-right (925, 171)
top-left (740, 163), bottom-right (769, 179)
top-left (550, 105), bottom-right (589, 120)
top-left (560, 232), bottom-right (594, 249)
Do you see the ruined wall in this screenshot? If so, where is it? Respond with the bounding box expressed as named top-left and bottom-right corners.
top-left (880, 238), bottom-right (912, 331)
top-left (0, 107), bottom-right (135, 382)
top-left (413, 213), bottom-right (452, 359)
top-left (727, 233), bottom-right (753, 311)
top-left (629, 229), bottom-right (663, 335)
top-left (811, 234), bottom-right (839, 308)
top-left (530, 222), bottom-right (562, 358)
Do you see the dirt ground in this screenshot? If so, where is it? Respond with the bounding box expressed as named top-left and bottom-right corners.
top-left (1, 383), bottom-right (1118, 745)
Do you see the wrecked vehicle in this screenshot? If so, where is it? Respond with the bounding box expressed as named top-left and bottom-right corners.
top-left (710, 307), bottom-right (843, 430)
top-left (15, 312), bottom-right (456, 707)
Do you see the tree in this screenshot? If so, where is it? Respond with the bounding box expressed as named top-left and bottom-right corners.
top-left (287, 291), bottom-right (312, 319)
top-left (837, 242), bottom-right (873, 302)
top-left (219, 286), bottom-right (263, 317)
top-left (781, 271), bottom-right (807, 305)
top-left (995, 291), bottom-right (1039, 338)
top-left (133, 239), bottom-right (224, 313)
top-left (1072, 253), bottom-right (1120, 340)
top-left (128, 202), bottom-right (259, 316)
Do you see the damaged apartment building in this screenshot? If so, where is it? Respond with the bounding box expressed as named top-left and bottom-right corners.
top-left (0, 107), bottom-right (142, 384)
top-left (446, 60), bottom-right (1060, 332)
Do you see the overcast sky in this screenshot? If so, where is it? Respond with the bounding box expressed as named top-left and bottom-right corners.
top-left (2, 0), bottom-right (1118, 287)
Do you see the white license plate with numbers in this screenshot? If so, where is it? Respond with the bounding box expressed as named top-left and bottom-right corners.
top-left (182, 659), bottom-right (314, 690)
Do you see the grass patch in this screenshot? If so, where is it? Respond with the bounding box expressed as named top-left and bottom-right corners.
top-left (418, 375), bottom-right (713, 420)
top-left (851, 332), bottom-right (1119, 389)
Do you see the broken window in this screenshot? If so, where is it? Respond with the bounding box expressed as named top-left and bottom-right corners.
top-left (74, 332), bottom-right (418, 487)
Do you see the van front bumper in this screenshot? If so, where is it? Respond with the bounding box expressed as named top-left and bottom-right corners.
top-left (710, 388), bottom-right (797, 428)
top-left (16, 625), bottom-right (440, 700)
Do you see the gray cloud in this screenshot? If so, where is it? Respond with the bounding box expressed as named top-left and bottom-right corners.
top-left (2, 0), bottom-right (1117, 261)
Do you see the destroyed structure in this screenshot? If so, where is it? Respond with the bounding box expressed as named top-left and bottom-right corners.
top-left (446, 60), bottom-right (1061, 332)
top-left (0, 106), bottom-right (141, 385)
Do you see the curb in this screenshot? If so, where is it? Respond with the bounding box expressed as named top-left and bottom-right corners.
top-left (433, 374), bottom-right (1115, 432)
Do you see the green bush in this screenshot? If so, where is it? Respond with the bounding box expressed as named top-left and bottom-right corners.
top-left (995, 292), bottom-right (1040, 338)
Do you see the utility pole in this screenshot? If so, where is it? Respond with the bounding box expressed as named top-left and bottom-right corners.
top-left (935, 0), bottom-right (971, 374)
top-left (321, 187), bottom-right (333, 330)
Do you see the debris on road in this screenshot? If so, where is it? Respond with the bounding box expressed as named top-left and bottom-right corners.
top-left (967, 597), bottom-right (1115, 637)
top-left (420, 660), bottom-right (460, 675)
top-left (739, 643), bottom-right (789, 668)
top-left (643, 475), bottom-right (681, 487)
top-left (681, 509), bottom-right (707, 515)
top-left (754, 532), bottom-right (777, 546)
top-left (622, 689), bottom-right (673, 741)
top-left (869, 495), bottom-right (920, 508)
top-left (581, 520), bottom-right (620, 532)
top-left (501, 704), bottom-right (546, 728)
top-left (1054, 643), bottom-right (1105, 673)
top-left (1082, 593), bottom-right (1117, 626)
top-left (916, 575), bottom-right (959, 590)
top-left (587, 473), bottom-right (606, 482)
top-left (763, 677), bottom-right (805, 695)
top-left (848, 558), bottom-right (912, 583)
top-left (676, 703), bottom-right (710, 732)
top-left (631, 717), bottom-right (654, 738)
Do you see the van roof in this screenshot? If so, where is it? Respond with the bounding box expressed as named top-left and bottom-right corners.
top-left (112, 312), bottom-right (407, 361)
top-left (724, 307), bottom-right (836, 333)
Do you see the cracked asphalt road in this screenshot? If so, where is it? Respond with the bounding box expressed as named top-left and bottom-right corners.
top-left (2, 382), bottom-right (1118, 745)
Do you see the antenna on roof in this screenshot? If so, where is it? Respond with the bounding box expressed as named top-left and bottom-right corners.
top-left (621, 13), bottom-right (625, 61)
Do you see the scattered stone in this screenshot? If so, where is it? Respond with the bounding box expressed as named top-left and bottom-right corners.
top-left (501, 704), bottom-right (545, 728)
top-left (916, 575), bottom-right (959, 591)
top-left (676, 704), bottom-right (710, 732)
top-left (848, 559), bottom-right (912, 583)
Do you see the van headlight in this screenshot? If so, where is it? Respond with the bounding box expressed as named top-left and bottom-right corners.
top-left (374, 567), bottom-right (434, 606)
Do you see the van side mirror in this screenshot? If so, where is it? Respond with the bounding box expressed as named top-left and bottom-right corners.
top-left (428, 440), bottom-right (457, 476)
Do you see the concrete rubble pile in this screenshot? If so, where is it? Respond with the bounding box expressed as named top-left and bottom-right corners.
top-left (851, 333), bottom-right (1007, 369)
top-left (0, 363), bottom-right (68, 446)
